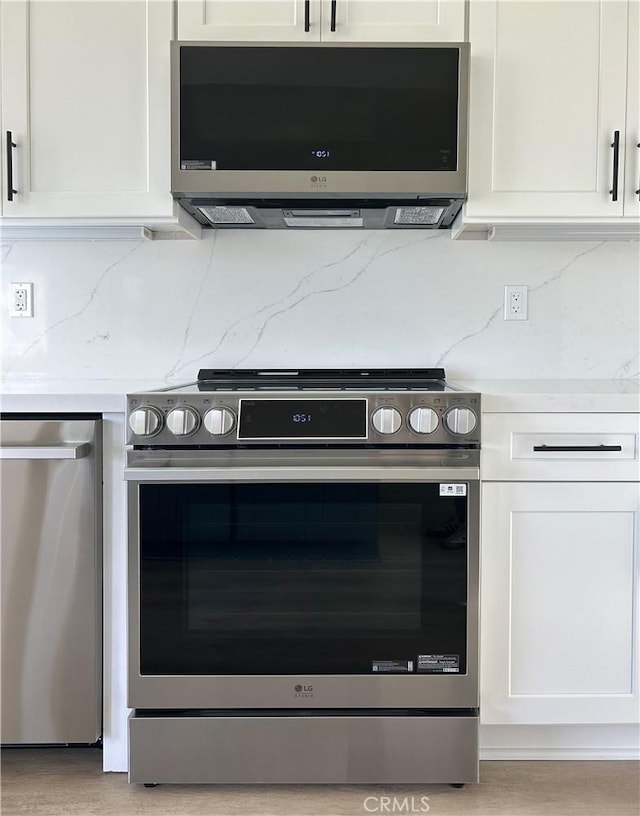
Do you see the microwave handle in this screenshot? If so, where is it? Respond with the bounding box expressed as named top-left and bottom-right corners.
top-left (304, 0), bottom-right (310, 32)
top-left (330, 0), bottom-right (337, 31)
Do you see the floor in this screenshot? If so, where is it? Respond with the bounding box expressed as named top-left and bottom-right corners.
top-left (1, 749), bottom-right (638, 816)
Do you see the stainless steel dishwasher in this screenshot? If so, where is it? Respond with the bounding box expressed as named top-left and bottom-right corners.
top-left (0, 415), bottom-right (102, 745)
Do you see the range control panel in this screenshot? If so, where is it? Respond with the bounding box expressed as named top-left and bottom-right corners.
top-left (126, 391), bottom-right (481, 448)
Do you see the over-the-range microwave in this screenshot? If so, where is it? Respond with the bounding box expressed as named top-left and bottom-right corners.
top-left (171, 42), bottom-right (469, 230)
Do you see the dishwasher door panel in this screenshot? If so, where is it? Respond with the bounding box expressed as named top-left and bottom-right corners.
top-left (0, 418), bottom-right (101, 744)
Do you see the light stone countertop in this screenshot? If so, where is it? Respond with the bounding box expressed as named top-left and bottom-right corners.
top-left (0, 377), bottom-right (169, 413)
top-left (452, 379), bottom-right (640, 413)
top-left (1, 377), bottom-right (639, 414)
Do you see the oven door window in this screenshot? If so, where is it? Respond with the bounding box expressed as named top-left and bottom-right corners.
top-left (138, 483), bottom-right (468, 676)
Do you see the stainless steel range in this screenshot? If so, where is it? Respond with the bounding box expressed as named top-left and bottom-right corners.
top-left (125, 369), bottom-right (480, 785)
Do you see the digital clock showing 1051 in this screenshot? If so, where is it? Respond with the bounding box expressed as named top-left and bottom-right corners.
top-left (238, 399), bottom-right (367, 439)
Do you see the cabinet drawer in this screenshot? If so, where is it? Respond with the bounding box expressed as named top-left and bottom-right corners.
top-left (482, 413), bottom-right (640, 481)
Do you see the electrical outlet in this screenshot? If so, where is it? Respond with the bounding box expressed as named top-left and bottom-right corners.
top-left (504, 285), bottom-right (528, 321)
top-left (10, 282), bottom-right (34, 318)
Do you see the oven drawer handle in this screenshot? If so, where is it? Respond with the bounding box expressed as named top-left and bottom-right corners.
top-left (532, 444), bottom-right (623, 453)
top-left (124, 465), bottom-right (480, 482)
top-left (0, 443), bottom-right (90, 460)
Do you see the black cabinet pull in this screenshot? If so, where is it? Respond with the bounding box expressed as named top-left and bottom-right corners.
top-left (533, 444), bottom-right (623, 453)
top-left (6, 131), bottom-right (17, 202)
top-left (636, 142), bottom-right (640, 199)
top-left (610, 130), bottom-right (620, 201)
top-left (304, 0), bottom-right (310, 32)
top-left (331, 0), bottom-right (337, 31)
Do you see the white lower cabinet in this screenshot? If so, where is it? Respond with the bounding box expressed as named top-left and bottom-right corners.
top-left (481, 480), bottom-right (640, 724)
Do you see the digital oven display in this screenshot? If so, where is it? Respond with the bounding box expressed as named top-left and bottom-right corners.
top-left (238, 399), bottom-right (367, 440)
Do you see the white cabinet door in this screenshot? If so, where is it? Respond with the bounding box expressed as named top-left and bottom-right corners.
top-left (1, 0), bottom-right (173, 218)
top-left (466, 0), bottom-right (629, 218)
top-left (320, 0), bottom-right (466, 42)
top-left (624, 0), bottom-right (640, 218)
top-left (178, 0), bottom-right (465, 42)
top-left (481, 482), bottom-right (640, 724)
top-left (177, 0), bottom-right (319, 40)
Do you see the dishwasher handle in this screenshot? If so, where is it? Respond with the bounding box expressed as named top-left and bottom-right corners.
top-left (0, 443), bottom-right (91, 460)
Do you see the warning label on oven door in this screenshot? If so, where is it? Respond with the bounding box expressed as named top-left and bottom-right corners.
top-left (417, 655), bottom-right (460, 673)
top-left (372, 660), bottom-right (414, 673)
top-left (439, 484), bottom-right (467, 497)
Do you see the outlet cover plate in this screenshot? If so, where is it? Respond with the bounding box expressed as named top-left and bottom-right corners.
top-left (10, 282), bottom-right (34, 317)
top-left (504, 285), bottom-right (528, 321)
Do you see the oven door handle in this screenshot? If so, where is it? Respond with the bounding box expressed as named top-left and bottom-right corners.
top-left (124, 465), bottom-right (480, 482)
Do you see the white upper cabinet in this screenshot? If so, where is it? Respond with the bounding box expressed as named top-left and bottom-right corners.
top-left (177, 0), bottom-right (466, 42)
top-left (624, 0), bottom-right (640, 218)
top-left (1, 0), bottom-right (174, 219)
top-left (466, 0), bottom-right (636, 220)
top-left (319, 0), bottom-right (466, 42)
top-left (177, 0), bottom-right (319, 41)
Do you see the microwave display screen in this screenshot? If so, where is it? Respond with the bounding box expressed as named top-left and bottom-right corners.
top-left (238, 399), bottom-right (367, 439)
top-left (179, 46), bottom-right (460, 172)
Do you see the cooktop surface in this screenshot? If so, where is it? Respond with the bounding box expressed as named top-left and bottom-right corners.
top-left (160, 368), bottom-right (461, 394)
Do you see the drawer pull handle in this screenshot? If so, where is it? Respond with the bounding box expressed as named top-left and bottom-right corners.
top-left (532, 444), bottom-right (623, 453)
top-left (304, 0), bottom-right (310, 32)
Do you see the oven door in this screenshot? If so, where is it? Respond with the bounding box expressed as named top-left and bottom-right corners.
top-left (126, 449), bottom-right (479, 710)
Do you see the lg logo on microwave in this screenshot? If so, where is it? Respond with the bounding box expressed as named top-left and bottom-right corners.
top-left (310, 175), bottom-right (328, 187)
top-left (294, 684), bottom-right (314, 698)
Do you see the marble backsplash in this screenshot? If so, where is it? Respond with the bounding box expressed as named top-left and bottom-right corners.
top-left (1, 231), bottom-right (639, 381)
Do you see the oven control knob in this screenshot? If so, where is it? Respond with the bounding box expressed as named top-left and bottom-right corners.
top-left (408, 406), bottom-right (439, 434)
top-left (371, 406), bottom-right (402, 435)
top-left (444, 406), bottom-right (477, 436)
top-left (203, 406), bottom-right (235, 436)
top-left (128, 406), bottom-right (163, 437)
top-left (166, 405), bottom-right (200, 437)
